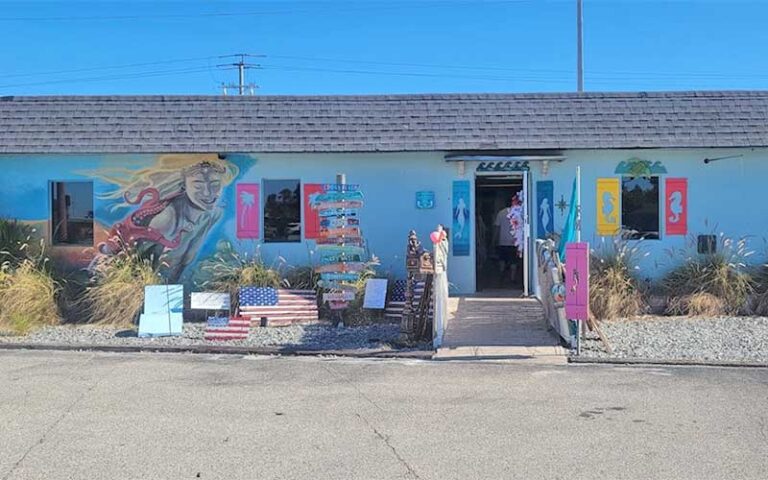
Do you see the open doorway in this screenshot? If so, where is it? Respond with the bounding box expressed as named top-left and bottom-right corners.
top-left (475, 175), bottom-right (525, 292)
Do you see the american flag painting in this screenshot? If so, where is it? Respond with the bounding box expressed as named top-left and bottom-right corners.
top-left (239, 287), bottom-right (320, 327)
top-left (385, 280), bottom-right (429, 321)
top-left (203, 316), bottom-right (250, 341)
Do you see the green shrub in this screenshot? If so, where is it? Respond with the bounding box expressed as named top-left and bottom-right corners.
top-left (83, 245), bottom-right (162, 327)
top-left (589, 237), bottom-right (648, 320)
top-left (0, 260), bottom-right (61, 334)
top-left (662, 235), bottom-right (753, 316)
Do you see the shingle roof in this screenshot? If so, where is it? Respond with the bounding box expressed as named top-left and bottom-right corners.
top-left (1, 91), bottom-right (768, 154)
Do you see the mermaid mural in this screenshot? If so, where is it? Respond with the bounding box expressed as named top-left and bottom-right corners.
top-left (88, 154), bottom-right (239, 282)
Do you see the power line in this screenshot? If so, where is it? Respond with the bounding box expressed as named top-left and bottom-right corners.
top-left (0, 66), bottom-right (212, 90)
top-left (0, 56), bottom-right (217, 80)
top-left (0, 1), bottom-right (543, 22)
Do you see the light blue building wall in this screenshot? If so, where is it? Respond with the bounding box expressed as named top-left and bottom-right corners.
top-left (541, 147), bottom-right (768, 280)
top-left (2, 147), bottom-right (766, 294)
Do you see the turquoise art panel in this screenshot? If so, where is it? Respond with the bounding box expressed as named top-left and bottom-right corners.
top-left (452, 180), bottom-right (470, 256)
top-left (536, 180), bottom-right (554, 239)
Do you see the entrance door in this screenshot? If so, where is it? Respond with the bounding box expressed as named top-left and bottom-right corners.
top-left (475, 174), bottom-right (529, 294)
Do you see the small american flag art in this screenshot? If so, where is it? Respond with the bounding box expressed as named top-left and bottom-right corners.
top-left (239, 287), bottom-right (320, 327)
top-left (384, 280), bottom-right (430, 321)
top-left (203, 316), bottom-right (250, 341)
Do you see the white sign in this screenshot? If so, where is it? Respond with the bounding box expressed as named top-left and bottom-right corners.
top-left (323, 291), bottom-right (356, 302)
top-left (363, 279), bottom-right (388, 309)
top-left (190, 292), bottom-right (231, 311)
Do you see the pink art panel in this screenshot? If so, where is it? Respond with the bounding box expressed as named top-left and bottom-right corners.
top-left (236, 183), bottom-right (260, 239)
top-left (565, 242), bottom-right (590, 321)
top-left (665, 178), bottom-right (688, 236)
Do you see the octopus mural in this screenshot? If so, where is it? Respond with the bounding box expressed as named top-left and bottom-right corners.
top-left (88, 154), bottom-right (239, 282)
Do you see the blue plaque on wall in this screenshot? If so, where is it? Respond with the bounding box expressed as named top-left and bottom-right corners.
top-left (416, 191), bottom-right (435, 209)
top-left (452, 181), bottom-right (470, 256)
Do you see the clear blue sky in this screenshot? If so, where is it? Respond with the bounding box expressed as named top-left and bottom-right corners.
top-left (2, 0), bottom-right (767, 95)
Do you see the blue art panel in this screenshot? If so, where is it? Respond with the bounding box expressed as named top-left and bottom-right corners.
top-left (452, 180), bottom-right (471, 256)
top-left (416, 191), bottom-right (435, 209)
top-left (536, 180), bottom-right (554, 239)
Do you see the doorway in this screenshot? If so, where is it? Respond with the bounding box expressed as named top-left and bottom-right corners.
top-left (475, 175), bottom-right (525, 292)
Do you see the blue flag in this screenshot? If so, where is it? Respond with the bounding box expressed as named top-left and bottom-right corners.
top-left (558, 177), bottom-right (578, 261)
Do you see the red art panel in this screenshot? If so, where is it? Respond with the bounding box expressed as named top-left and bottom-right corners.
top-left (565, 242), bottom-right (590, 321)
top-left (236, 183), bottom-right (260, 239)
top-left (303, 183), bottom-right (324, 239)
top-left (665, 178), bottom-right (688, 236)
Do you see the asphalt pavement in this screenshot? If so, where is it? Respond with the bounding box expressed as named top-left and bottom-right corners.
top-left (0, 350), bottom-right (766, 480)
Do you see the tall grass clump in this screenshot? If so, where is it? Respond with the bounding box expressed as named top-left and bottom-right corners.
top-left (83, 244), bottom-right (162, 327)
top-left (589, 237), bottom-right (648, 321)
top-left (0, 259), bottom-right (62, 334)
top-left (0, 220), bottom-right (61, 334)
top-left (195, 241), bottom-right (281, 308)
top-left (0, 218), bottom-right (39, 267)
top-left (662, 234), bottom-right (753, 316)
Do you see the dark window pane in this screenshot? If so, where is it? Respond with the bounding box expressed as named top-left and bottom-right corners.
top-left (263, 179), bottom-right (301, 243)
top-left (51, 181), bottom-right (94, 246)
top-left (621, 176), bottom-right (659, 239)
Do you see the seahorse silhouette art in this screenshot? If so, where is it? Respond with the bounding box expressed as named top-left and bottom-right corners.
top-left (668, 191), bottom-right (683, 223)
top-left (602, 191), bottom-right (617, 224)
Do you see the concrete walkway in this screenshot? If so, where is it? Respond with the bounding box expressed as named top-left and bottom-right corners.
top-left (435, 292), bottom-right (567, 363)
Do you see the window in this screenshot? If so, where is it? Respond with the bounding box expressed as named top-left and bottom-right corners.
top-left (263, 179), bottom-right (301, 243)
top-left (51, 181), bottom-right (94, 246)
top-left (621, 176), bottom-right (659, 239)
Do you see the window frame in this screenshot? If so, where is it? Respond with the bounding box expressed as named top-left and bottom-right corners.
top-left (49, 180), bottom-right (95, 247)
top-left (262, 178), bottom-right (303, 244)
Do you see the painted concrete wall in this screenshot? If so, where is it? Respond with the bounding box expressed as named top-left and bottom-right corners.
top-left (0, 152), bottom-right (476, 293)
top-left (538, 147), bottom-right (768, 281)
top-left (2, 147), bottom-right (766, 295)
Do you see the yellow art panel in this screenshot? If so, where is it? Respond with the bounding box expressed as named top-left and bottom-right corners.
top-left (596, 178), bottom-right (620, 236)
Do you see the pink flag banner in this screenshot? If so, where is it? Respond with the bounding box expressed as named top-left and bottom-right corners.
top-left (565, 242), bottom-right (590, 321)
top-left (236, 183), bottom-right (260, 239)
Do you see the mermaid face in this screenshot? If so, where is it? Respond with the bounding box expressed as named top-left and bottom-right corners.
top-left (184, 167), bottom-right (223, 211)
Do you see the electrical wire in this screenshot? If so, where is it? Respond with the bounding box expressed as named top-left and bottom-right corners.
top-left (0, 1), bottom-right (543, 22)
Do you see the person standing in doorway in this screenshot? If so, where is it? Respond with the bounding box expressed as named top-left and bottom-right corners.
top-left (493, 199), bottom-right (517, 285)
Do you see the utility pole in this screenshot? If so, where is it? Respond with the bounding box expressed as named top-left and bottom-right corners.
top-left (577, 0), bottom-right (584, 92)
top-left (217, 53), bottom-right (264, 95)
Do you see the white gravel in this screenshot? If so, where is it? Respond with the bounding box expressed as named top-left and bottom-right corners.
top-left (0, 322), bottom-right (411, 351)
top-left (580, 316), bottom-right (768, 363)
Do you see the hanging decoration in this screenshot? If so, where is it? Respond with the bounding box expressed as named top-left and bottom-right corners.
top-left (236, 183), bottom-right (260, 239)
top-left (416, 191), bottom-right (435, 209)
top-left (615, 158), bottom-right (667, 176)
top-left (303, 183), bottom-right (324, 239)
top-left (506, 190), bottom-right (525, 257)
top-left (596, 178), bottom-right (621, 236)
top-left (310, 180), bottom-right (366, 314)
top-left (665, 178), bottom-right (688, 236)
top-left (451, 180), bottom-right (471, 256)
top-left (536, 180), bottom-right (554, 239)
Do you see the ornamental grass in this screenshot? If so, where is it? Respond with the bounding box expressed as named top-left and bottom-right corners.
top-left (662, 234), bottom-right (753, 316)
top-left (82, 244), bottom-right (162, 327)
top-left (589, 237), bottom-right (648, 321)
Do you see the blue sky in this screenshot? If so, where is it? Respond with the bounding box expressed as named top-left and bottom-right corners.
top-left (1, 0), bottom-right (767, 95)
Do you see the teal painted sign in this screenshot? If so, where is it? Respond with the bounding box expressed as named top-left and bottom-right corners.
top-left (416, 191), bottom-right (435, 209)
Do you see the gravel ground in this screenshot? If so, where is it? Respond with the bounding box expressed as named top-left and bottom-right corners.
top-left (0, 322), bottom-right (414, 351)
top-left (580, 316), bottom-right (768, 363)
